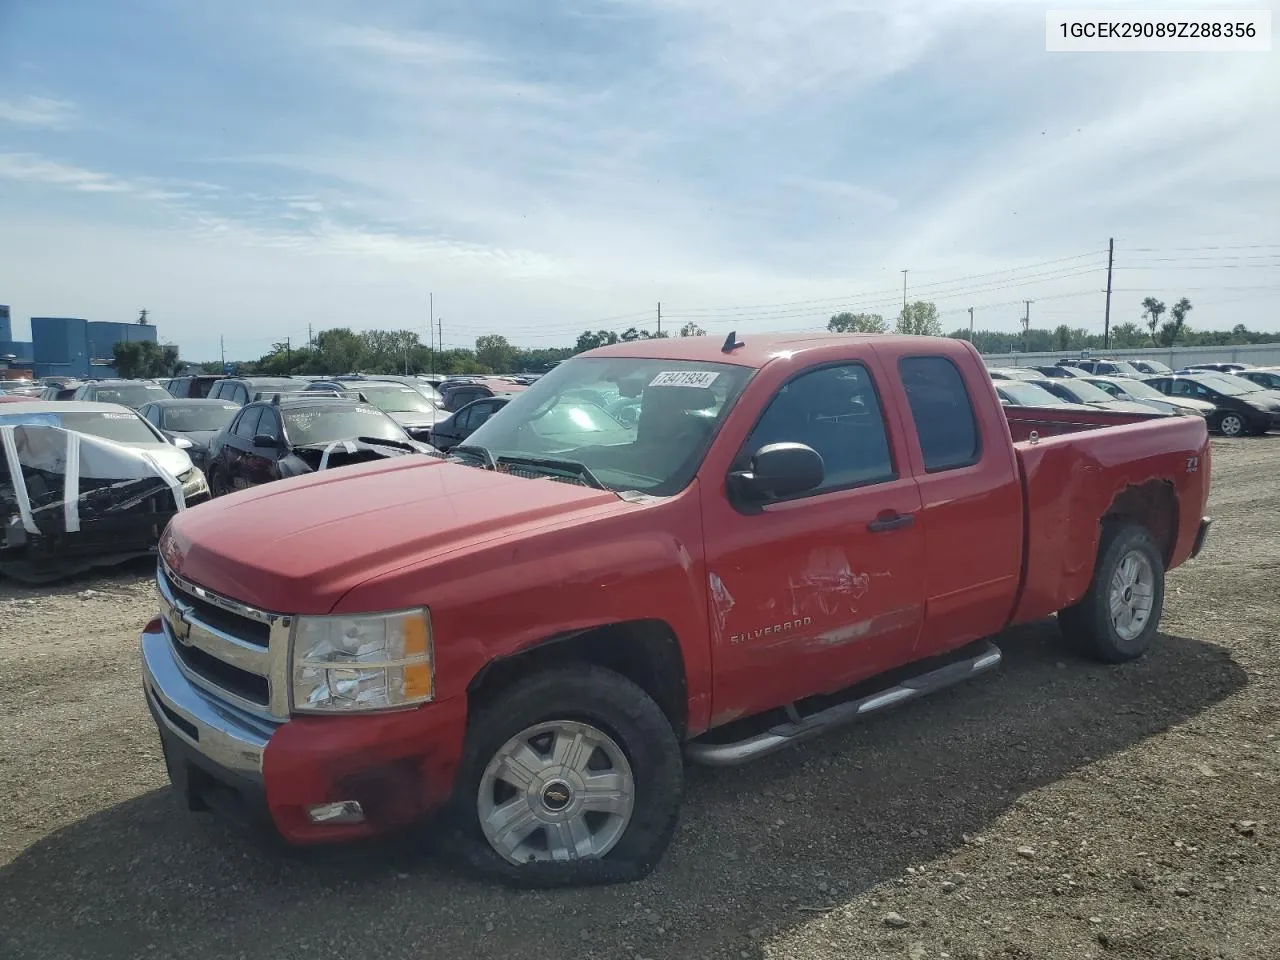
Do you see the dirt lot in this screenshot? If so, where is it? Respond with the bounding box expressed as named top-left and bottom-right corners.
top-left (2, 436), bottom-right (1277, 960)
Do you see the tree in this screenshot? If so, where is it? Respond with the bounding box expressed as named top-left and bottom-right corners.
top-left (575, 330), bottom-right (620, 352)
top-left (895, 301), bottom-right (942, 337)
top-left (678, 322), bottom-right (706, 337)
top-left (1141, 297), bottom-right (1166, 341)
top-left (113, 340), bottom-right (180, 378)
top-left (828, 312), bottom-right (888, 334)
top-left (1052, 324), bottom-right (1072, 351)
top-left (1109, 321), bottom-right (1148, 348)
top-left (474, 334), bottom-right (517, 373)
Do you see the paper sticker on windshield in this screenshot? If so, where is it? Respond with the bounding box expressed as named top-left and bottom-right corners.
top-left (649, 370), bottom-right (720, 389)
top-left (102, 413), bottom-right (135, 419)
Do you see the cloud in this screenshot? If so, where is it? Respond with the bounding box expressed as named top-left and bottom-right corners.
top-left (0, 95), bottom-right (76, 128)
top-left (0, 153), bottom-right (133, 193)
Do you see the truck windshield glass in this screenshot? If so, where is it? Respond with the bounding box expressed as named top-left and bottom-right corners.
top-left (283, 405), bottom-right (407, 445)
top-left (464, 357), bottom-right (753, 495)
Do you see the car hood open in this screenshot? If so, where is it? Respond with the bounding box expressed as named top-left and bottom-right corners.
top-left (160, 457), bottom-right (622, 614)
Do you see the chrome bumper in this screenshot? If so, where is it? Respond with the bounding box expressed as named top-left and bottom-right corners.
top-left (140, 624), bottom-right (280, 779)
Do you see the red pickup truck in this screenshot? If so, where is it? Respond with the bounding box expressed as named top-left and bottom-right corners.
top-left (141, 333), bottom-right (1212, 885)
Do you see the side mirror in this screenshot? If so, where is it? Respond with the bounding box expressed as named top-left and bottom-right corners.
top-left (252, 434), bottom-right (278, 449)
top-left (728, 442), bottom-right (824, 502)
top-left (171, 436), bottom-right (194, 449)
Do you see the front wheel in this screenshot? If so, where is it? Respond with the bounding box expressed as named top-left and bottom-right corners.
top-left (1059, 523), bottom-right (1165, 663)
top-left (1217, 412), bottom-right (1246, 437)
top-left (445, 665), bottom-right (683, 887)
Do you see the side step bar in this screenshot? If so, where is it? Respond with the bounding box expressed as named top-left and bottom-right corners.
top-left (685, 640), bottom-right (1002, 767)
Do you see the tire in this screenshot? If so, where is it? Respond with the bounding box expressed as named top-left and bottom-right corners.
top-left (1059, 523), bottom-right (1165, 663)
top-left (441, 664), bottom-right (683, 888)
top-left (1217, 412), bottom-right (1246, 438)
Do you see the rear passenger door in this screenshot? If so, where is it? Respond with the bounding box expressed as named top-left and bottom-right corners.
top-left (240, 406), bottom-right (283, 486)
top-left (876, 348), bottom-right (1023, 658)
top-left (701, 359), bottom-right (927, 718)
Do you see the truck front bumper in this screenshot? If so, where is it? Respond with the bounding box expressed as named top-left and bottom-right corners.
top-left (140, 620), bottom-right (468, 844)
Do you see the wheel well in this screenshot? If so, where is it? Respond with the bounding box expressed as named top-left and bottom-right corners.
top-left (1103, 480), bottom-right (1178, 563)
top-left (467, 620), bottom-right (689, 737)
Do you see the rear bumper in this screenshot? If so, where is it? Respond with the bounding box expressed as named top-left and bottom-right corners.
top-left (1191, 517), bottom-right (1213, 559)
top-left (140, 622), bottom-right (469, 844)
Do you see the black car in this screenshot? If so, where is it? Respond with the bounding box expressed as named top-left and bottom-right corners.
top-left (72, 379), bottom-right (173, 409)
top-left (206, 376), bottom-right (308, 406)
top-left (205, 395), bottom-right (432, 496)
top-left (1128, 359), bottom-right (1172, 376)
top-left (429, 396), bottom-right (512, 451)
top-left (137, 398), bottom-right (241, 470)
top-left (1144, 374), bottom-right (1280, 437)
top-left (165, 374), bottom-right (227, 399)
top-left (304, 378), bottom-right (443, 442)
top-left (439, 378), bottom-right (527, 412)
top-left (38, 378), bottom-right (83, 400)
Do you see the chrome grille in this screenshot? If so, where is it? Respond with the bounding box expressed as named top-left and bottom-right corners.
top-left (156, 560), bottom-right (291, 718)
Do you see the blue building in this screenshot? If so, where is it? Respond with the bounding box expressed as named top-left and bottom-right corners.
top-left (29, 316), bottom-right (158, 378)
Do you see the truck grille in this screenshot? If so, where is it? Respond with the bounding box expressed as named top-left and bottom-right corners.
top-left (156, 560), bottom-right (290, 718)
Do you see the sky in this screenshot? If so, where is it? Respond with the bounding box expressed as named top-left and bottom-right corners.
top-left (1, 0), bottom-right (1277, 361)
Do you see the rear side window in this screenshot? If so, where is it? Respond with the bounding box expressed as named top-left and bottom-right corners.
top-left (898, 356), bottom-right (980, 472)
top-left (234, 407), bottom-right (263, 439)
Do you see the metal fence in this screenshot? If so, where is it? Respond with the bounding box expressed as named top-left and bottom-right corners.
top-left (982, 342), bottom-right (1280, 369)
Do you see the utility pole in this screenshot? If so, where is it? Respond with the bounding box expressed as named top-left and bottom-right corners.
top-left (307, 323), bottom-right (313, 350)
top-left (1022, 300), bottom-right (1033, 352)
top-left (900, 269), bottom-right (909, 312)
top-left (657, 301), bottom-right (662, 337)
top-left (428, 293), bottom-right (435, 376)
top-left (968, 306), bottom-right (975, 343)
top-left (285, 336), bottom-right (291, 369)
top-left (220, 335), bottom-right (225, 371)
top-left (1103, 237), bottom-right (1115, 351)
top-left (438, 317), bottom-right (443, 358)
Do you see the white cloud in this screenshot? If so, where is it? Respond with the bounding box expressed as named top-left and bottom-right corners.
top-left (0, 153), bottom-right (133, 193)
top-left (0, 96), bottom-right (76, 128)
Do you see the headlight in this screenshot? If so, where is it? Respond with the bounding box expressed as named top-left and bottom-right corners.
top-left (180, 467), bottom-right (209, 496)
top-left (291, 609), bottom-right (434, 713)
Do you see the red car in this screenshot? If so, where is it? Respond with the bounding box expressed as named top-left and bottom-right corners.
top-left (142, 333), bottom-right (1211, 885)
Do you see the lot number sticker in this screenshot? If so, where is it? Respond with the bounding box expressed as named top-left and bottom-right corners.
top-left (649, 370), bottom-right (720, 388)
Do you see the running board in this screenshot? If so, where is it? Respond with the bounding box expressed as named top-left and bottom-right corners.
top-left (685, 641), bottom-right (1002, 767)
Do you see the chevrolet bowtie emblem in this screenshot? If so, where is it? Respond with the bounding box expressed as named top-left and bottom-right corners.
top-left (170, 600), bottom-right (195, 645)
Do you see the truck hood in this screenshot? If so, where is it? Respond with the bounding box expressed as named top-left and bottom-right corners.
top-left (160, 457), bottom-right (622, 613)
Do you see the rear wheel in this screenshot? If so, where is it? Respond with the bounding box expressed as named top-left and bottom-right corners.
top-left (1059, 523), bottom-right (1165, 663)
top-left (444, 664), bottom-right (683, 887)
top-left (1217, 412), bottom-right (1246, 437)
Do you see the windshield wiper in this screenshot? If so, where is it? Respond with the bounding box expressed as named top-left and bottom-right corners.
top-left (356, 435), bottom-right (419, 452)
top-left (451, 443), bottom-right (496, 469)
top-left (494, 455), bottom-right (607, 490)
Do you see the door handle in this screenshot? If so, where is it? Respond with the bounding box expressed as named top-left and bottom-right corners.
top-left (867, 512), bottom-right (915, 533)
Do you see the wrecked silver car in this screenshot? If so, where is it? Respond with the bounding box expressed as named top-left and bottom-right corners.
top-left (1, 421), bottom-right (206, 582)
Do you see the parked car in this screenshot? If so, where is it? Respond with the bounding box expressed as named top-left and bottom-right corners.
top-left (428, 395), bottom-right (513, 451)
top-left (1030, 364), bottom-right (1088, 378)
top-left (439, 377), bottom-right (528, 412)
top-left (1083, 376), bottom-right (1215, 418)
top-left (137, 398), bottom-right (241, 471)
top-left (993, 380), bottom-right (1096, 412)
top-left (1235, 368), bottom-right (1280, 391)
top-left (1128, 359), bottom-right (1173, 376)
top-left (1144, 373), bottom-right (1280, 437)
top-left (1071, 358), bottom-right (1145, 378)
top-left (204, 395), bottom-right (432, 496)
top-left (72, 379), bottom-right (172, 409)
top-left (206, 376), bottom-right (308, 406)
top-left (333, 374), bottom-right (444, 405)
top-left (38, 378), bottom-right (83, 401)
top-left (165, 374), bottom-right (227, 399)
top-left (142, 333), bottom-right (1211, 884)
top-left (1182, 362), bottom-right (1253, 374)
top-left (304, 379), bottom-right (443, 442)
top-left (0, 401), bottom-right (209, 499)
top-left (0, 380), bottom-right (42, 397)
top-left (1033, 378), bottom-right (1161, 414)
top-left (985, 366), bottom-right (1046, 382)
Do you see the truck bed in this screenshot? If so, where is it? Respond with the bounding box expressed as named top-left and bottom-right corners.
top-left (1004, 405), bottom-right (1211, 626)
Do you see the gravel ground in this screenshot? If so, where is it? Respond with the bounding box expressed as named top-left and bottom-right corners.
top-left (2, 436), bottom-right (1277, 960)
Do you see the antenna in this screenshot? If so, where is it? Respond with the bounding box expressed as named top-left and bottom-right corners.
top-left (721, 331), bottom-right (744, 353)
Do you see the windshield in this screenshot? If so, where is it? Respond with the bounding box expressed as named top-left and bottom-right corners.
top-left (1058, 380), bottom-right (1115, 404)
top-left (999, 382), bottom-right (1068, 405)
top-left (1193, 373), bottom-right (1258, 396)
top-left (161, 403), bottom-right (240, 432)
top-left (1103, 379), bottom-right (1164, 401)
top-left (354, 383), bottom-right (437, 413)
top-left (283, 404), bottom-right (408, 445)
top-left (1109, 361), bottom-right (1143, 377)
top-left (0, 410), bottom-right (161, 443)
top-left (1138, 360), bottom-right (1172, 374)
top-left (464, 356), bottom-right (754, 495)
top-left (93, 384), bottom-right (171, 406)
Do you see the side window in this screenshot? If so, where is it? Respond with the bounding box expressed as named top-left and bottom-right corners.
top-left (208, 381), bottom-right (225, 400)
top-left (454, 405), bottom-right (475, 431)
top-left (256, 408), bottom-right (281, 441)
top-left (234, 407), bottom-right (263, 440)
top-left (898, 356), bottom-right (980, 472)
top-left (143, 405), bottom-right (161, 426)
top-left (469, 401), bottom-right (499, 429)
top-left (740, 362), bottom-right (895, 494)
top-left (232, 385), bottom-right (248, 405)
